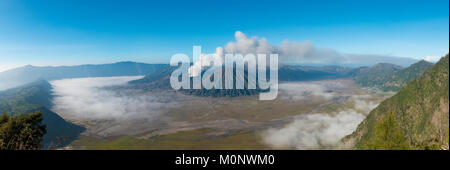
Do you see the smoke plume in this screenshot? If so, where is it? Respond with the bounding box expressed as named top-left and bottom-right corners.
top-left (189, 31), bottom-right (417, 76)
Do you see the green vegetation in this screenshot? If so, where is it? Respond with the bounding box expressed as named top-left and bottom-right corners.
top-left (0, 80), bottom-right (85, 148)
top-left (344, 54), bottom-right (449, 150)
top-left (360, 113), bottom-right (410, 150)
top-left (0, 80), bottom-right (52, 113)
top-left (352, 60), bottom-right (434, 91)
top-left (0, 111), bottom-right (46, 150)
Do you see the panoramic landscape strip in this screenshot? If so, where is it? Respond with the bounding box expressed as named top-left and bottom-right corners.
top-left (0, 0), bottom-right (448, 168)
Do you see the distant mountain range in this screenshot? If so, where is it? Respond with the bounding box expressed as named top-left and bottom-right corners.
top-left (128, 60), bottom-right (431, 97)
top-left (351, 60), bottom-right (434, 91)
top-left (1, 59), bottom-right (431, 93)
top-left (0, 80), bottom-right (85, 148)
top-left (128, 66), bottom-right (177, 90)
top-left (128, 65), bottom-right (264, 97)
top-left (0, 62), bottom-right (167, 90)
top-left (127, 64), bottom-right (353, 97)
top-left (278, 65), bottom-right (352, 81)
top-left (343, 54), bottom-right (449, 150)
top-left (0, 57), bottom-right (444, 150)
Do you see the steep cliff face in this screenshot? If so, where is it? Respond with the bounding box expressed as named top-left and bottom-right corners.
top-left (343, 54), bottom-right (449, 150)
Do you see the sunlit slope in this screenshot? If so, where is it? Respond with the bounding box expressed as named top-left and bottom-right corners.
top-left (344, 54), bottom-right (449, 150)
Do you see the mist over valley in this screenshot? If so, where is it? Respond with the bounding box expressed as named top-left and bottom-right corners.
top-left (45, 74), bottom-right (389, 149)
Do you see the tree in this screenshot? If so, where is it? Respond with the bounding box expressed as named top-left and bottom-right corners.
top-left (362, 112), bottom-right (410, 150)
top-left (0, 111), bottom-right (46, 150)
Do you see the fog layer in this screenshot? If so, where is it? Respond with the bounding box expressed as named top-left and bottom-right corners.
top-left (264, 81), bottom-right (380, 149)
top-left (51, 76), bottom-right (172, 121)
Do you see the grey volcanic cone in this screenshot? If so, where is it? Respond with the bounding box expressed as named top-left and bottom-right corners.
top-left (129, 65), bottom-right (268, 97)
top-left (182, 65), bottom-right (267, 97)
top-left (129, 64), bottom-right (352, 97)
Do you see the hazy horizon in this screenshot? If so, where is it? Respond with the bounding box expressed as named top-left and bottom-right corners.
top-left (0, 54), bottom-right (430, 73)
top-left (1, 0), bottom-right (448, 72)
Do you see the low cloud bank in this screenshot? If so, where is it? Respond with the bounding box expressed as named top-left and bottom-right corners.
top-left (424, 56), bottom-right (442, 62)
top-left (351, 95), bottom-right (379, 114)
top-left (278, 80), bottom-right (351, 101)
top-left (278, 82), bottom-right (337, 100)
top-left (263, 82), bottom-right (380, 149)
top-left (51, 76), bottom-right (174, 121)
top-left (263, 110), bottom-right (365, 149)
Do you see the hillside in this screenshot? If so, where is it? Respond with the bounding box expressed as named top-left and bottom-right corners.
top-left (351, 60), bottom-right (433, 91)
top-left (343, 54), bottom-right (449, 150)
top-left (0, 80), bottom-right (85, 148)
top-left (0, 62), bottom-right (167, 90)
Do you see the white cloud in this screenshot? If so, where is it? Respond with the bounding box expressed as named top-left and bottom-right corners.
top-left (351, 95), bottom-right (379, 114)
top-left (188, 31), bottom-right (417, 76)
top-left (50, 76), bottom-right (175, 121)
top-left (278, 83), bottom-right (335, 100)
top-left (188, 31), bottom-right (315, 76)
top-left (224, 31), bottom-right (277, 55)
top-left (424, 56), bottom-right (441, 62)
top-left (262, 110), bottom-right (365, 149)
top-left (263, 83), bottom-right (380, 149)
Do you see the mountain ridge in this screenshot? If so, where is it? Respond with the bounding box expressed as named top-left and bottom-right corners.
top-left (351, 60), bottom-right (434, 91)
top-left (343, 54), bottom-right (449, 150)
top-left (0, 62), bottom-right (168, 90)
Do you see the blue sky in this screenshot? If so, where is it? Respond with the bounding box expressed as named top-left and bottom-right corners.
top-left (0, 0), bottom-right (448, 71)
